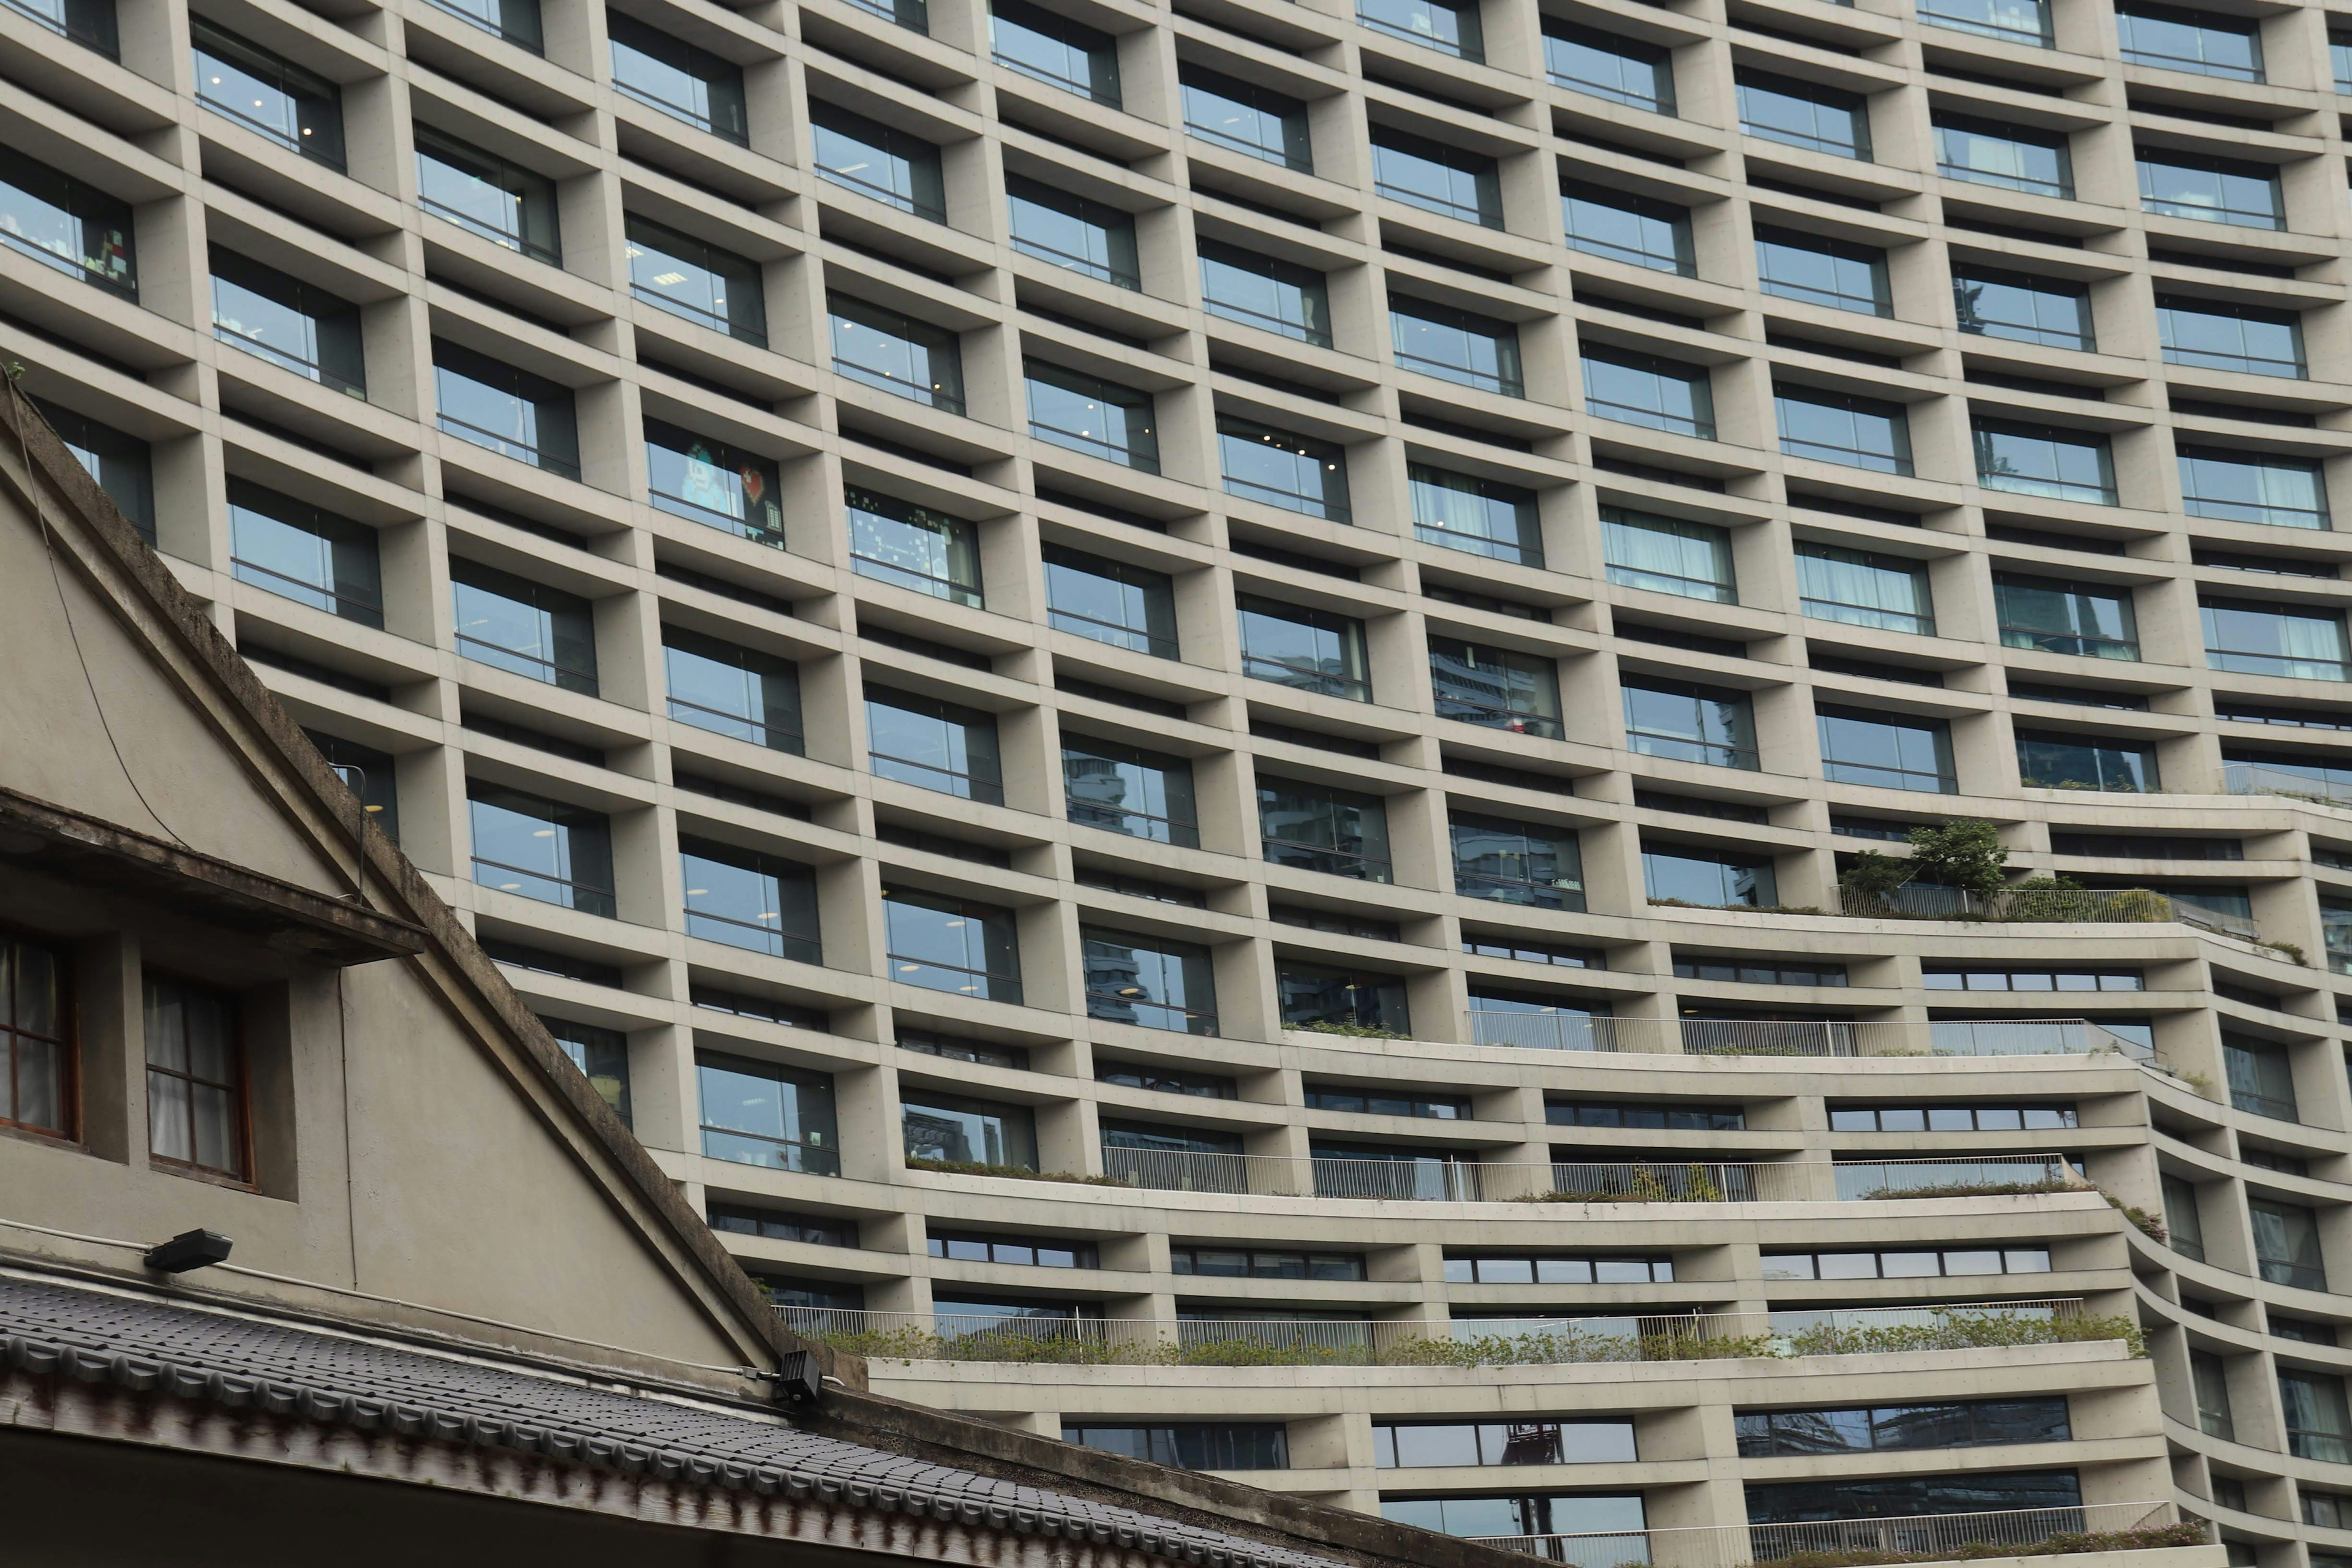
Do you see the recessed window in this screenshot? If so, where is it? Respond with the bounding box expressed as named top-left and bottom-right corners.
top-left (883, 889), bottom-right (1023, 1003)
top-left (2138, 149), bottom-right (2281, 230)
top-left (1828, 1102), bottom-right (2075, 1131)
top-left (712, 1203), bottom-right (857, 1247)
top-left (1604, 508), bottom-right (1733, 602)
top-left (1762, 1246), bottom-right (2051, 1279)
top-left (1737, 70), bottom-right (1869, 159)
top-left (143, 976), bottom-right (246, 1180)
top-left (865, 687), bottom-right (1003, 803)
top-left (428, 0), bottom-right (541, 51)
top-left (1218, 417), bottom-right (1352, 522)
top-left (1008, 178), bottom-right (1139, 289)
top-left (227, 481), bottom-right (382, 627)
top-left (209, 248), bottom-right (364, 397)
top-left (433, 341), bottom-right (581, 479)
top-left (1430, 639), bottom-right (1561, 739)
top-left (1043, 547), bottom-right (1177, 658)
top-left (467, 784), bottom-right (615, 916)
top-left (1062, 735), bottom-right (1196, 845)
top-left (643, 420), bottom-right (783, 547)
top-left (1174, 1245), bottom-right (1363, 1279)
top-left (1817, 706), bottom-right (1956, 793)
top-left (1179, 66), bottom-right (1311, 171)
top-left (417, 127), bottom-right (562, 264)
top-left (1066, 1423), bottom-right (1288, 1471)
top-left (809, 102), bottom-right (944, 219)
top-left (696, 1049), bottom-right (838, 1174)
top-left (1361, 0), bottom-right (1482, 59)
top-left (1259, 776), bottom-right (1391, 881)
top-left (680, 839), bottom-right (820, 962)
top-left (610, 13), bottom-right (747, 141)
top-left (34, 399), bottom-right (153, 543)
top-left (1994, 573), bottom-right (2138, 660)
top-left (1562, 179), bottom-right (1693, 275)
top-left (2159, 297), bottom-right (2304, 379)
top-left (2203, 599), bottom-right (2349, 682)
top-left (1777, 387), bottom-right (1912, 473)
top-left (1199, 241), bottom-right (1330, 344)
top-left (1544, 21), bottom-right (1670, 112)
top-left (1795, 542), bottom-right (1932, 635)
top-left (1280, 963), bottom-right (1410, 1033)
top-left (1082, 928), bottom-right (1219, 1035)
top-left (1370, 129), bottom-right (1501, 227)
top-left (1622, 678), bottom-right (1758, 770)
top-left (903, 1089), bottom-right (1038, 1167)
top-left (1582, 348), bottom-right (1713, 438)
top-left (0, 150), bottom-right (135, 296)
top-left (1673, 956), bottom-right (1846, 989)
top-left (450, 557), bottom-right (598, 693)
top-left (1391, 297), bottom-right (1522, 396)
top-left (1445, 1251), bottom-right (1672, 1282)
top-left (1378, 1420), bottom-right (1637, 1468)
top-left (1643, 842), bottom-right (1777, 907)
top-left (2015, 729), bottom-right (2157, 792)
top-left (930, 1229), bottom-right (1096, 1267)
top-left (1934, 116), bottom-right (2071, 198)
top-left (991, 0), bottom-right (1120, 105)
top-left (2119, 2), bottom-right (2261, 81)
top-left (1755, 227), bottom-right (1888, 317)
top-left (542, 1016), bottom-right (630, 1123)
top-left (7, 0), bottom-right (117, 55)
top-left (1237, 595), bottom-right (1370, 700)
top-left (847, 488), bottom-right (982, 607)
top-left (1736, 1398), bottom-right (2069, 1457)
top-left (2179, 448), bottom-right (2328, 530)
top-left (829, 295), bottom-right (964, 413)
top-left (1920, 0), bottom-right (2050, 46)
top-left (191, 20), bottom-right (345, 169)
top-left (1953, 267), bottom-right (2093, 351)
top-left (1025, 360), bottom-right (1158, 471)
top-left (1973, 419), bottom-right (2114, 505)
top-left (1451, 813), bottom-right (1583, 909)
top-left (625, 216), bottom-right (765, 344)
top-left (1409, 466), bottom-right (1541, 565)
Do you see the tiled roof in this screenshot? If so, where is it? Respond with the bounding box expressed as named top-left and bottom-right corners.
top-left (0, 1273), bottom-right (1349, 1568)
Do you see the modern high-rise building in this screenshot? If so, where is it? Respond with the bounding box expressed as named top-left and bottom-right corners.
top-left (4, 0), bottom-right (2350, 1555)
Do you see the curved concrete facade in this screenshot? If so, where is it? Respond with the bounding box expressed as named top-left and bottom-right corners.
top-left (8, 0), bottom-right (2352, 1553)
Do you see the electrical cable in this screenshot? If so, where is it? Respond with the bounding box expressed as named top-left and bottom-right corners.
top-left (5, 377), bottom-right (191, 848)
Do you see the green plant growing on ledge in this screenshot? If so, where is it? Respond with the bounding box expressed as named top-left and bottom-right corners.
top-left (1860, 1178), bottom-right (2075, 1200)
top-left (1295, 1020), bottom-right (1406, 1039)
top-left (2101, 1191), bottom-right (2167, 1243)
top-left (904, 1156), bottom-right (1131, 1187)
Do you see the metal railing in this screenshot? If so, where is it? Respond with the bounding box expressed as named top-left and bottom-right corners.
top-left (778, 1298), bottom-right (2108, 1367)
top-left (1091, 1150), bottom-right (2084, 1204)
top-left (1839, 883), bottom-right (2261, 939)
top-left (1478, 1502), bottom-right (2191, 1567)
top-left (1466, 1013), bottom-right (2149, 1061)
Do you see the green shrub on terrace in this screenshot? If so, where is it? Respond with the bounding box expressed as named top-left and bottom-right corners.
top-left (1736, 1521), bottom-right (2206, 1568)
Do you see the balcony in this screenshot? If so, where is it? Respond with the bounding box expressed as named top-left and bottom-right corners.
top-left (1090, 1150), bottom-right (2081, 1203)
top-left (1466, 1014), bottom-right (2150, 1061)
top-left (2225, 759), bottom-right (2352, 810)
top-left (777, 1297), bottom-right (2130, 1366)
top-left (1477, 1503), bottom-right (2199, 1568)
top-left (1839, 884), bottom-right (2260, 941)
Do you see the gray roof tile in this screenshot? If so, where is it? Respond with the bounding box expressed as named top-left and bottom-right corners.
top-left (0, 1275), bottom-right (1349, 1568)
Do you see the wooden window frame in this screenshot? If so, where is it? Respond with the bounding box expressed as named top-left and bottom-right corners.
top-left (0, 927), bottom-right (77, 1142)
top-left (142, 971), bottom-right (254, 1186)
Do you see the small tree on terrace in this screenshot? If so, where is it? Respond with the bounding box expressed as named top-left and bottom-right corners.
top-left (1905, 818), bottom-right (2009, 896)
